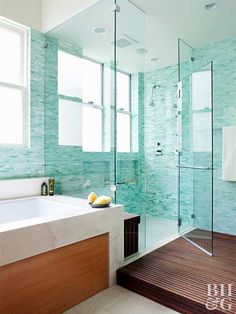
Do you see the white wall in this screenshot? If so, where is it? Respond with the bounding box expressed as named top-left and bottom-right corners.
top-left (41, 0), bottom-right (99, 32)
top-left (0, 0), bottom-right (41, 30)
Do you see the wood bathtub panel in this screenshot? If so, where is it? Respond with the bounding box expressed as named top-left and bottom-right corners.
top-left (0, 233), bottom-right (109, 314)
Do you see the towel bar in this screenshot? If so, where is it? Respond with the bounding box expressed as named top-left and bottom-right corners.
top-left (176, 165), bottom-right (212, 170)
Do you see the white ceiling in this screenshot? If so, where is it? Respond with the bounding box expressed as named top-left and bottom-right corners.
top-left (48, 0), bottom-right (236, 73)
top-left (0, 0), bottom-right (42, 30)
top-left (132, 0), bottom-right (236, 71)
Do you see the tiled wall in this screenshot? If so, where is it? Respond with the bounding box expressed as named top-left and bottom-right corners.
top-left (143, 65), bottom-right (179, 220)
top-left (1, 28), bottom-right (235, 235)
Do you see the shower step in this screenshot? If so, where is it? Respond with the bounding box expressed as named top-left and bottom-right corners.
top-left (117, 232), bottom-right (236, 314)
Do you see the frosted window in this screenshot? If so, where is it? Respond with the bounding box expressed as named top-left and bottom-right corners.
top-left (82, 59), bottom-right (101, 105)
top-left (0, 86), bottom-right (24, 145)
top-left (192, 71), bottom-right (211, 110)
top-left (117, 72), bottom-right (130, 111)
top-left (58, 99), bottom-right (82, 146)
top-left (58, 51), bottom-right (101, 105)
top-left (117, 113), bottom-right (130, 152)
top-left (58, 51), bottom-right (83, 98)
top-left (0, 26), bottom-right (22, 85)
top-left (193, 112), bottom-right (211, 152)
top-left (0, 20), bottom-right (28, 147)
top-left (82, 107), bottom-right (102, 152)
top-left (103, 66), bottom-right (112, 152)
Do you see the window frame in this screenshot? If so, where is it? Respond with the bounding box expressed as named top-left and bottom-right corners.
top-left (57, 49), bottom-right (104, 152)
top-left (0, 17), bottom-right (29, 148)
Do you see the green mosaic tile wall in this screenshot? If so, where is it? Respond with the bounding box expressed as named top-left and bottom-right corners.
top-left (0, 28), bottom-right (235, 235)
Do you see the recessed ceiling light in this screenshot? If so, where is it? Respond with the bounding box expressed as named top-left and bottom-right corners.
top-left (93, 27), bottom-right (106, 34)
top-left (150, 57), bottom-right (160, 62)
top-left (205, 2), bottom-right (219, 10)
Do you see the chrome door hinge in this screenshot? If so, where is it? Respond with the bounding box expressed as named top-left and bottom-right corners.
top-left (112, 4), bottom-right (120, 12)
top-left (177, 88), bottom-right (181, 99)
top-left (178, 217), bottom-right (182, 227)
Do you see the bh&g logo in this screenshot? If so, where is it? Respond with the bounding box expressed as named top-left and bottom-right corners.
top-left (206, 283), bottom-right (233, 311)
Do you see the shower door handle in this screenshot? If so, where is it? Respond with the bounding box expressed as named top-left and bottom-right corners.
top-left (176, 165), bottom-right (212, 170)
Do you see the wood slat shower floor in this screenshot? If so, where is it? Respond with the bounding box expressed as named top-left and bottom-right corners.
top-left (117, 232), bottom-right (236, 314)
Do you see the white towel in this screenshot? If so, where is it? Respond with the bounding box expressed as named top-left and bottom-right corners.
top-left (222, 126), bottom-right (236, 181)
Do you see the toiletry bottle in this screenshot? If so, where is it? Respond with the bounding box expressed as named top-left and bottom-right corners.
top-left (41, 182), bottom-right (48, 196)
top-left (156, 142), bottom-right (162, 155)
top-left (48, 178), bottom-right (55, 196)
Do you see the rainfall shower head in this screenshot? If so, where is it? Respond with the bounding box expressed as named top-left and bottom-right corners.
top-left (149, 84), bottom-right (161, 106)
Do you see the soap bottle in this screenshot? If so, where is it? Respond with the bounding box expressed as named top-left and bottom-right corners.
top-left (156, 142), bottom-right (162, 155)
top-left (48, 178), bottom-right (55, 196)
top-left (41, 182), bottom-right (48, 196)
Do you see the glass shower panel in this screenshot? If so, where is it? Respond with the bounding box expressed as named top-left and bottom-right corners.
top-left (115, 0), bottom-right (146, 254)
top-left (178, 39), bottom-right (194, 82)
top-left (178, 61), bottom-right (213, 255)
top-left (45, 0), bottom-right (116, 199)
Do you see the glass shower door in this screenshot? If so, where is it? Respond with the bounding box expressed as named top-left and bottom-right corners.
top-left (177, 41), bottom-right (213, 255)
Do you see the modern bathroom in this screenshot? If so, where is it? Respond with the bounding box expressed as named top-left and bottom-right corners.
top-left (0, 0), bottom-right (235, 313)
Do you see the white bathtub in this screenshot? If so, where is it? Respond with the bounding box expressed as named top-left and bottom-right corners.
top-left (0, 196), bottom-right (93, 232)
top-left (0, 194), bottom-right (124, 286)
top-left (0, 195), bottom-right (124, 284)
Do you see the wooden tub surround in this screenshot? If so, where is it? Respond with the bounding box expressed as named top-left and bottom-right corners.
top-left (0, 233), bottom-right (109, 314)
top-left (117, 232), bottom-right (236, 314)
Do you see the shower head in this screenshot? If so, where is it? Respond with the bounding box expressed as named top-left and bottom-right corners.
top-left (149, 100), bottom-right (155, 107)
top-left (149, 83), bottom-right (161, 106)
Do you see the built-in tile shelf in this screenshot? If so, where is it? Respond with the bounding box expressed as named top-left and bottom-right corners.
top-left (0, 177), bottom-right (49, 200)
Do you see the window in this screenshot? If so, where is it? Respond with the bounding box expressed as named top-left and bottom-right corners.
top-left (116, 71), bottom-right (131, 152)
top-left (58, 99), bottom-right (82, 146)
top-left (58, 50), bottom-right (103, 151)
top-left (0, 18), bottom-right (29, 146)
top-left (192, 71), bottom-right (212, 152)
top-left (82, 106), bottom-right (102, 152)
top-left (58, 51), bottom-right (133, 153)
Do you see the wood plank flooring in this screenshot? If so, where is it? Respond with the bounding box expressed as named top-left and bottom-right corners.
top-left (117, 232), bottom-right (236, 314)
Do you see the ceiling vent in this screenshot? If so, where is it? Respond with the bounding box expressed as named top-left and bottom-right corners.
top-left (111, 33), bottom-right (140, 49)
top-left (113, 38), bottom-right (133, 48)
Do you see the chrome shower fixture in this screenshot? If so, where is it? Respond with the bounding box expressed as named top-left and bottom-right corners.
top-left (149, 83), bottom-right (161, 106)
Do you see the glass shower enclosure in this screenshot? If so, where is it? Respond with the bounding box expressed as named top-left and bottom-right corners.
top-left (45, 0), bottom-right (180, 256)
top-left (46, 0), bottom-right (214, 258)
top-left (177, 39), bottom-right (214, 255)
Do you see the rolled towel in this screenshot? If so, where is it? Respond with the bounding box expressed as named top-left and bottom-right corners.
top-left (93, 195), bottom-right (112, 205)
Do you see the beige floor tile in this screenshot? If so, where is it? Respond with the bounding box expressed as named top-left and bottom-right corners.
top-left (64, 286), bottom-right (178, 314)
